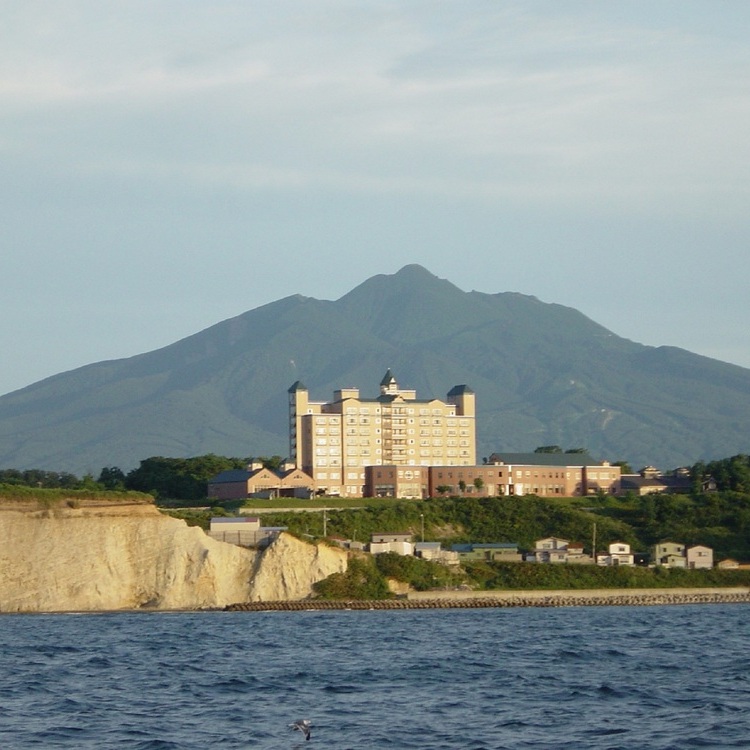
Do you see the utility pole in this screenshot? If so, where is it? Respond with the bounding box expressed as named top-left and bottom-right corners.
top-left (420, 513), bottom-right (425, 543)
top-left (323, 507), bottom-right (327, 538)
top-left (592, 522), bottom-right (597, 563)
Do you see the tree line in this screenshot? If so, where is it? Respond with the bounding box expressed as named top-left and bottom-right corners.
top-left (0, 454), bottom-right (285, 501)
top-left (2, 451), bottom-right (749, 504)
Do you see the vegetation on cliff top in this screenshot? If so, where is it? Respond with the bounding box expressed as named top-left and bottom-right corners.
top-left (0, 483), bottom-right (153, 505)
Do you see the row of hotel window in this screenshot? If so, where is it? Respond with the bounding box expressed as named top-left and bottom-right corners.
top-left (316, 440), bottom-right (471, 448)
top-left (307, 406), bottom-right (456, 423)
top-left (310, 413), bottom-right (471, 423)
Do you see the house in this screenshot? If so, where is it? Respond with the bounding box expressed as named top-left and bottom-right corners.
top-left (620, 467), bottom-right (693, 495)
top-left (718, 559), bottom-right (740, 569)
top-left (652, 541), bottom-right (687, 568)
top-left (529, 537), bottom-right (570, 563)
top-left (450, 543), bottom-right (523, 563)
top-left (597, 542), bottom-right (634, 566)
top-left (369, 532), bottom-right (414, 556)
top-left (565, 542), bottom-right (592, 564)
top-left (686, 545), bottom-right (714, 569)
top-left (208, 517), bottom-right (286, 548)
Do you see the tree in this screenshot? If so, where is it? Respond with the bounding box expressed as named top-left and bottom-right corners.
top-left (535, 446), bottom-right (562, 454)
top-left (98, 466), bottom-right (126, 490)
top-left (125, 454), bottom-right (248, 501)
top-left (436, 485), bottom-right (452, 496)
top-left (458, 480), bottom-right (467, 493)
top-left (613, 460), bottom-right (633, 475)
top-left (473, 477), bottom-right (485, 492)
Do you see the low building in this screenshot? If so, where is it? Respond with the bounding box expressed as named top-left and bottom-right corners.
top-left (415, 542), bottom-right (460, 566)
top-left (450, 542), bottom-right (523, 563)
top-left (621, 467), bottom-right (694, 495)
top-left (208, 517), bottom-right (286, 548)
top-left (428, 465), bottom-right (509, 497)
top-left (565, 542), bottom-right (592, 564)
top-left (485, 453), bottom-right (621, 496)
top-left (718, 559), bottom-right (740, 569)
top-left (207, 462), bottom-right (316, 501)
top-left (369, 532), bottom-right (414, 556)
top-left (686, 545), bottom-right (714, 569)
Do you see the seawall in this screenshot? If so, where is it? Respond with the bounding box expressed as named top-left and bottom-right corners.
top-left (226, 587), bottom-right (750, 611)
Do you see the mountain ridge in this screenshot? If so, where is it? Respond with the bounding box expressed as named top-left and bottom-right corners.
top-left (2, 264), bottom-right (749, 474)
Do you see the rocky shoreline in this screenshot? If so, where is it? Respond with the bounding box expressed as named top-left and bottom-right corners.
top-left (226, 587), bottom-right (750, 611)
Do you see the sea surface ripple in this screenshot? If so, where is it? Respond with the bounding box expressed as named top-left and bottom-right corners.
top-left (0, 604), bottom-right (748, 749)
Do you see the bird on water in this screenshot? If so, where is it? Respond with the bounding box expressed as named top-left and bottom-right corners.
top-left (290, 719), bottom-right (312, 741)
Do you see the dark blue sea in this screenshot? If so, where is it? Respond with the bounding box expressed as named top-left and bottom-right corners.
top-left (1, 605), bottom-right (748, 749)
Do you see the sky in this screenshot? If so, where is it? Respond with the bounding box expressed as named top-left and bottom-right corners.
top-left (2, 1), bottom-right (750, 396)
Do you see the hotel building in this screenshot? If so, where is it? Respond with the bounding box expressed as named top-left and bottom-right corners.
top-left (288, 370), bottom-right (476, 497)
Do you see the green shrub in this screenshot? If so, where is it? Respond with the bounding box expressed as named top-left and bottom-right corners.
top-left (313, 557), bottom-right (392, 600)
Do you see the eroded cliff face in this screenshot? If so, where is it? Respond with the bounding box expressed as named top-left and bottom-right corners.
top-left (247, 531), bottom-right (347, 602)
top-left (0, 502), bottom-right (347, 612)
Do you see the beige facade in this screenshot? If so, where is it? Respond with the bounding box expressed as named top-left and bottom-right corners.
top-left (289, 371), bottom-right (476, 497)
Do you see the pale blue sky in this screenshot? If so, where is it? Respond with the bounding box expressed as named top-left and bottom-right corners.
top-left (2, 1), bottom-right (749, 396)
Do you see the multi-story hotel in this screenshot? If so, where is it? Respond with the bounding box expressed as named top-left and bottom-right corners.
top-left (288, 370), bottom-right (476, 497)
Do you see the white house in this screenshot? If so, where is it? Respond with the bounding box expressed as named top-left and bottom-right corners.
top-left (597, 542), bottom-right (634, 566)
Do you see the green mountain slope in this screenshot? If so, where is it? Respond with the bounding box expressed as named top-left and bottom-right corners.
top-left (1, 264), bottom-right (749, 474)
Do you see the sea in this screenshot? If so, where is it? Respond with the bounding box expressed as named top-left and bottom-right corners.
top-left (0, 604), bottom-right (748, 749)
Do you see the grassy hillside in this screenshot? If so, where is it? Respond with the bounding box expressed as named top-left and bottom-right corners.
top-left (236, 491), bottom-right (750, 562)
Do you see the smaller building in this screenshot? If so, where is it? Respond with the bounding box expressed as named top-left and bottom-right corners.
top-left (207, 462), bottom-right (316, 501)
top-left (686, 545), bottom-right (714, 569)
top-left (597, 542), bottom-right (634, 567)
top-left (450, 543), bottom-right (523, 563)
top-left (369, 532), bottom-right (414, 556)
top-left (528, 537), bottom-right (569, 563)
top-left (208, 517), bottom-right (286, 548)
top-left (621, 467), bottom-right (695, 495)
top-left (652, 541), bottom-right (687, 568)
top-left (414, 542), bottom-right (460, 566)
top-left (717, 559), bottom-right (740, 569)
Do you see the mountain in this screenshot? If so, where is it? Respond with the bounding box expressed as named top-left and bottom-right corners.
top-left (2, 264), bottom-right (749, 475)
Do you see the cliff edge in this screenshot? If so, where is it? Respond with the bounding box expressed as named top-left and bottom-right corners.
top-left (0, 501), bottom-right (346, 612)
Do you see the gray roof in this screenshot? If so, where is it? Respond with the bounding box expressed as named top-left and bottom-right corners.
top-left (208, 470), bottom-right (253, 484)
top-left (488, 452), bottom-right (600, 467)
top-left (415, 542), bottom-right (441, 550)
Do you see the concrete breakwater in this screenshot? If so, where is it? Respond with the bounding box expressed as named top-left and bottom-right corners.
top-left (226, 587), bottom-right (750, 611)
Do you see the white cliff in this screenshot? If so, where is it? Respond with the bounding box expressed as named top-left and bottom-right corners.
top-left (0, 499), bottom-right (346, 613)
top-left (247, 530), bottom-right (347, 601)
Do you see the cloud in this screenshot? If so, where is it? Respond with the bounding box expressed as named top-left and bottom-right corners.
top-left (2, 1), bottom-right (748, 218)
